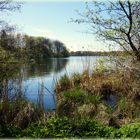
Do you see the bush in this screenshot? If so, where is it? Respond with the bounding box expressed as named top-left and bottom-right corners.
top-left (63, 88), bottom-right (86, 103)
top-left (114, 123), bottom-right (140, 138)
top-left (56, 67), bottom-right (140, 126)
top-left (55, 74), bottom-right (71, 95)
top-left (15, 117), bottom-right (115, 138)
top-left (56, 88), bottom-right (87, 116)
top-left (1, 116), bottom-right (140, 138)
top-left (71, 73), bottom-right (81, 87)
top-left (0, 124), bottom-right (21, 138)
top-left (0, 99), bottom-right (44, 128)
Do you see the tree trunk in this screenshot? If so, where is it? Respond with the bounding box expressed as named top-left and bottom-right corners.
top-left (127, 34), bottom-right (140, 61)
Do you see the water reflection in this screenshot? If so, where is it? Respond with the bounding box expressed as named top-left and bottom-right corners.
top-left (1, 56), bottom-right (110, 111)
top-left (0, 58), bottom-right (68, 110)
top-left (0, 73), bottom-right (25, 102)
top-left (22, 58), bottom-right (69, 78)
top-left (21, 58), bottom-right (70, 111)
top-left (22, 56), bottom-right (101, 111)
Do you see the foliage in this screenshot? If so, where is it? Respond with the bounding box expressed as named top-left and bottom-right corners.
top-left (73, 0), bottom-right (140, 60)
top-left (70, 51), bottom-right (125, 56)
top-left (1, 116), bottom-right (140, 138)
top-left (56, 74), bottom-right (71, 95)
top-left (63, 88), bottom-right (86, 103)
top-left (56, 67), bottom-right (140, 126)
top-left (0, 47), bottom-right (19, 83)
top-left (71, 73), bottom-right (81, 86)
top-left (21, 35), bottom-right (69, 62)
top-left (1, 1), bottom-right (140, 138)
top-left (0, 98), bottom-right (44, 128)
top-left (117, 123), bottom-right (140, 138)
top-left (94, 58), bottom-right (109, 74)
top-left (0, 64), bottom-right (140, 138)
top-left (0, 31), bottom-right (70, 63)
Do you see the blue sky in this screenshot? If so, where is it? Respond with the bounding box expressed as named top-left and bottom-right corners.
top-left (5, 0), bottom-right (111, 51)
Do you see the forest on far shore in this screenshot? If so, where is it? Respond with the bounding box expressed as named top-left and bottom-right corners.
top-left (70, 51), bottom-right (126, 56)
top-left (0, 29), bottom-right (70, 63)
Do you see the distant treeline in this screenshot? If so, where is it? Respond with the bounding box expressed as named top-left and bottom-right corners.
top-left (70, 51), bottom-right (126, 56)
top-left (0, 29), bottom-right (70, 62)
top-left (0, 29), bottom-right (127, 63)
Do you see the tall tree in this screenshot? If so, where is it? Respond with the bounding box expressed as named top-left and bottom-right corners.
top-left (73, 0), bottom-right (140, 60)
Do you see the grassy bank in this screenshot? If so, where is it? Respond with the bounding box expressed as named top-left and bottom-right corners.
top-left (1, 93), bottom-right (140, 138)
top-left (55, 65), bottom-right (140, 127)
top-left (1, 115), bottom-right (140, 138)
top-left (1, 59), bottom-right (140, 138)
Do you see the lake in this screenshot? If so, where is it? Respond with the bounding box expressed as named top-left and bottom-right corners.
top-left (21, 56), bottom-right (107, 111)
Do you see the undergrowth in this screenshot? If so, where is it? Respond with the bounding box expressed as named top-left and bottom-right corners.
top-left (1, 57), bottom-right (140, 138)
top-left (55, 66), bottom-right (140, 127)
top-left (1, 116), bottom-right (140, 138)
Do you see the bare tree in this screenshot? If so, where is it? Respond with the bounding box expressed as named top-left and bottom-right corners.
top-left (0, 0), bottom-right (21, 12)
top-left (73, 0), bottom-right (140, 60)
top-left (0, 0), bottom-right (22, 28)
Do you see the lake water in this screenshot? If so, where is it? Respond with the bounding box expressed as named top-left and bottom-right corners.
top-left (21, 56), bottom-right (107, 111)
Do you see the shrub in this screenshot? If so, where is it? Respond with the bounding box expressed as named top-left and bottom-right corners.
top-left (71, 73), bottom-right (81, 87)
top-left (85, 95), bottom-right (101, 104)
top-left (2, 116), bottom-right (140, 138)
top-left (0, 124), bottom-right (21, 138)
top-left (0, 99), bottom-right (44, 128)
top-left (114, 123), bottom-right (140, 138)
top-left (55, 74), bottom-right (71, 95)
top-left (63, 88), bottom-right (86, 103)
top-left (18, 117), bottom-right (115, 138)
top-left (56, 99), bottom-right (74, 116)
top-left (77, 103), bottom-right (96, 117)
top-left (56, 88), bottom-right (87, 116)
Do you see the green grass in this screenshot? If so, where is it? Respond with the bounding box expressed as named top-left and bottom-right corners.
top-left (63, 88), bottom-right (86, 103)
top-left (1, 116), bottom-right (140, 138)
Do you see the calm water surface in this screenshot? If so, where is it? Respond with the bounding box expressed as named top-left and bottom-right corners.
top-left (21, 56), bottom-right (107, 111)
